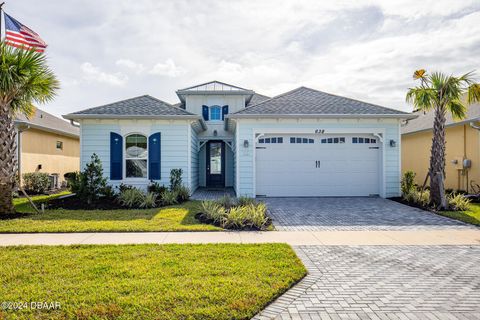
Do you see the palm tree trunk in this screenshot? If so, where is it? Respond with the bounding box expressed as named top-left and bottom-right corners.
top-left (429, 105), bottom-right (447, 208)
top-left (0, 102), bottom-right (17, 214)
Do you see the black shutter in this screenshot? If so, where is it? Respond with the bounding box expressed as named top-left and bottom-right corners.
top-left (148, 132), bottom-right (161, 180)
top-left (110, 132), bottom-right (123, 180)
top-left (202, 105), bottom-right (209, 121)
top-left (222, 105), bottom-right (229, 120)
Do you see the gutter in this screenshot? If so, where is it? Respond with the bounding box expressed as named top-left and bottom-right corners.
top-left (226, 113), bottom-right (418, 120)
top-left (14, 120), bottom-right (79, 139)
top-left (63, 114), bottom-right (201, 121)
top-left (402, 117), bottom-right (480, 135)
top-left (470, 121), bottom-right (480, 130)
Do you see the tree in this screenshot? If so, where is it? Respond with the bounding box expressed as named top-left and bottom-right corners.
top-left (78, 153), bottom-right (108, 205)
top-left (0, 42), bottom-right (59, 214)
top-left (406, 70), bottom-right (480, 209)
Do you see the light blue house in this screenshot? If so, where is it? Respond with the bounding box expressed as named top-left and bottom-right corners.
top-left (64, 81), bottom-right (415, 198)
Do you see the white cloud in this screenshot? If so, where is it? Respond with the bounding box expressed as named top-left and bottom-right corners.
top-left (115, 59), bottom-right (145, 74)
top-left (149, 59), bottom-right (186, 77)
top-left (80, 62), bottom-right (128, 86)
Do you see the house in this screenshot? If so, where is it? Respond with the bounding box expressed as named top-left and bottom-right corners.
top-left (15, 108), bottom-right (80, 188)
top-left (401, 103), bottom-right (480, 192)
top-left (63, 81), bottom-right (415, 198)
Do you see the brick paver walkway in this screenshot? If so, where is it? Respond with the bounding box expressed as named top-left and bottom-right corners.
top-left (265, 197), bottom-right (471, 231)
top-left (254, 245), bottom-right (480, 320)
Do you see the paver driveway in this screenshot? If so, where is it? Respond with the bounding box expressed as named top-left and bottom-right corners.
top-left (255, 245), bottom-right (480, 320)
top-left (264, 197), bottom-right (471, 231)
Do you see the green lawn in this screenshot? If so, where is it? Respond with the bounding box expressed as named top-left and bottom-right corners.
top-left (0, 244), bottom-right (306, 320)
top-left (441, 203), bottom-right (480, 226)
top-left (1, 194), bottom-right (220, 232)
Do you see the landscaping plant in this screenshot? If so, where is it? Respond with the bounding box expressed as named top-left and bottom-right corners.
top-left (161, 190), bottom-right (178, 206)
top-left (406, 70), bottom-right (480, 209)
top-left (22, 172), bottom-right (51, 194)
top-left (175, 185), bottom-right (190, 202)
top-left (448, 193), bottom-right (471, 211)
top-left (0, 42), bottom-right (59, 214)
top-left (401, 171), bottom-right (416, 196)
top-left (118, 188), bottom-right (145, 208)
top-left (169, 168), bottom-right (183, 191)
top-left (139, 192), bottom-right (158, 209)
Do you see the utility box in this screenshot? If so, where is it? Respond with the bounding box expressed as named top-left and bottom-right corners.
top-left (463, 159), bottom-right (472, 169)
top-left (451, 157), bottom-right (464, 169)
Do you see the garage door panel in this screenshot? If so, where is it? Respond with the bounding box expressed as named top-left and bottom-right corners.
top-left (255, 134), bottom-right (381, 197)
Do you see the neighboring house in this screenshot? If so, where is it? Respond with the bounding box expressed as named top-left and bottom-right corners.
top-left (15, 108), bottom-right (80, 188)
top-left (401, 103), bottom-right (480, 192)
top-left (63, 81), bottom-right (414, 198)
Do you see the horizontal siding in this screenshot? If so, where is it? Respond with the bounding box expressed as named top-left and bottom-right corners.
top-left (191, 127), bottom-right (199, 192)
top-left (235, 119), bottom-right (402, 198)
top-left (80, 120), bottom-right (190, 190)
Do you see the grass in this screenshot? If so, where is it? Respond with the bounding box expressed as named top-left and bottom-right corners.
top-left (13, 191), bottom-right (71, 213)
top-left (0, 244), bottom-right (306, 320)
top-left (440, 203), bottom-right (480, 226)
top-left (0, 194), bottom-right (221, 232)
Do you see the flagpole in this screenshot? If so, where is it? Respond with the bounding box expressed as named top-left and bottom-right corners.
top-left (0, 2), bottom-right (4, 40)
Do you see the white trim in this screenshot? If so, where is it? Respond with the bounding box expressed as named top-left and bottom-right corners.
top-left (227, 113), bottom-right (417, 120)
top-left (251, 127), bottom-right (387, 198)
top-left (187, 125), bottom-right (192, 189)
top-left (252, 129), bottom-right (257, 197)
top-left (123, 133), bottom-right (149, 181)
top-left (235, 122), bottom-right (240, 195)
top-left (79, 121), bottom-right (83, 170)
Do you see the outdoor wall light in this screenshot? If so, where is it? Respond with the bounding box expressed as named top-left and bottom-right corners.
top-left (243, 140), bottom-right (249, 148)
top-left (213, 130), bottom-right (218, 136)
top-left (389, 139), bottom-right (396, 147)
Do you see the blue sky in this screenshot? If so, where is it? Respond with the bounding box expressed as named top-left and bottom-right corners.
top-left (4, 0), bottom-right (480, 117)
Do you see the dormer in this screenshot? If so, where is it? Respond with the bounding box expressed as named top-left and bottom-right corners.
top-left (176, 81), bottom-right (255, 122)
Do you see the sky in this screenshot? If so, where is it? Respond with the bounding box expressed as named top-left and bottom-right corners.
top-left (4, 0), bottom-right (480, 117)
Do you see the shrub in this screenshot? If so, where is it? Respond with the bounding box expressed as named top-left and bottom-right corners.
top-left (200, 201), bottom-right (227, 225)
top-left (223, 206), bottom-right (248, 229)
top-left (216, 195), bottom-right (234, 209)
top-left (22, 172), bottom-right (51, 194)
top-left (161, 190), bottom-right (178, 206)
top-left (401, 171), bottom-right (416, 196)
top-left (169, 169), bottom-right (183, 191)
top-left (404, 189), bottom-right (430, 207)
top-left (139, 192), bottom-right (158, 209)
top-left (147, 181), bottom-right (167, 196)
top-left (72, 154), bottom-right (109, 204)
top-left (118, 188), bottom-right (145, 208)
top-left (245, 203), bottom-right (269, 229)
top-left (448, 193), bottom-right (471, 211)
top-left (176, 185), bottom-right (190, 203)
top-left (237, 196), bottom-right (257, 207)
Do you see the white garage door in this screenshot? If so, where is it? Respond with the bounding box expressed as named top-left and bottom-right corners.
top-left (255, 134), bottom-right (381, 197)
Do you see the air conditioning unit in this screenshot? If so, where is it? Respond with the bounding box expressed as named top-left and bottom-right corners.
top-left (49, 174), bottom-right (59, 190)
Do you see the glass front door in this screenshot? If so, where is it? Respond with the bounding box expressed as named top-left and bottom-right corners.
top-left (206, 141), bottom-right (225, 188)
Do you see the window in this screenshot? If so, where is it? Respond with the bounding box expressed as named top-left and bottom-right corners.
top-left (125, 134), bottom-right (148, 178)
top-left (352, 137), bottom-right (377, 144)
top-left (320, 137), bottom-right (345, 144)
top-left (259, 137), bottom-right (283, 144)
top-left (210, 106), bottom-right (221, 120)
top-left (56, 141), bottom-right (63, 150)
top-left (290, 137), bottom-right (314, 144)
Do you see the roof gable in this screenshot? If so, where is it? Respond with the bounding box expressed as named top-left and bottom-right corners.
top-left (15, 108), bottom-right (79, 137)
top-left (177, 80), bottom-right (250, 92)
top-left (232, 87), bottom-right (410, 116)
top-left (64, 95), bottom-right (198, 119)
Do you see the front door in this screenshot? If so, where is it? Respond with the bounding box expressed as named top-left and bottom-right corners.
top-left (206, 141), bottom-right (225, 188)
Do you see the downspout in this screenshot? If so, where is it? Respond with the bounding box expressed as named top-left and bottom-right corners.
top-left (70, 120), bottom-right (80, 127)
top-left (469, 121), bottom-right (480, 193)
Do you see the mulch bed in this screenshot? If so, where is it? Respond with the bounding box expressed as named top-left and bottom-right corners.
top-left (46, 195), bottom-right (125, 210)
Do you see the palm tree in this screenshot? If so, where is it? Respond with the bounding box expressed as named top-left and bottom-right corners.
top-left (0, 42), bottom-right (59, 214)
top-left (406, 70), bottom-right (480, 209)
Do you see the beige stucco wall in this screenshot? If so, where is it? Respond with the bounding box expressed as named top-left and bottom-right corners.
top-left (20, 128), bottom-right (80, 185)
top-left (402, 124), bottom-right (480, 191)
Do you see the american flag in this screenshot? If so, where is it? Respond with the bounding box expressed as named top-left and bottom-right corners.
top-left (4, 13), bottom-right (47, 52)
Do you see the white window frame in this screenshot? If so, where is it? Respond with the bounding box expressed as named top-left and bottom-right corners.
top-left (124, 133), bottom-right (149, 180)
top-left (209, 105), bottom-right (222, 121)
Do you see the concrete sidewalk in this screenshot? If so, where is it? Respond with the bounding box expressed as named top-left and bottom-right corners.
top-left (0, 229), bottom-right (479, 246)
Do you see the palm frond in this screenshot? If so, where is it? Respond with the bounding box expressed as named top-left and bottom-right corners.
top-left (406, 87), bottom-right (436, 111)
top-left (447, 99), bottom-right (467, 120)
top-left (467, 83), bottom-right (480, 104)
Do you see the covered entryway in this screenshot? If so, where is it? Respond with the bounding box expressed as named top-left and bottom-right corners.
top-left (255, 134), bottom-right (381, 197)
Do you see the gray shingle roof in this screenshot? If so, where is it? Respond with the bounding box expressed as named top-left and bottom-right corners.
top-left (15, 108), bottom-right (79, 137)
top-left (402, 102), bottom-right (480, 134)
top-left (232, 87), bottom-right (411, 116)
top-left (65, 95), bottom-right (197, 118)
top-left (247, 93), bottom-right (270, 106)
